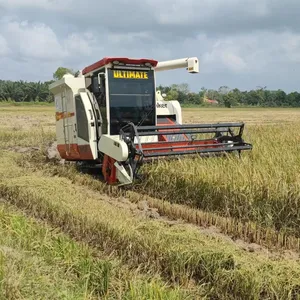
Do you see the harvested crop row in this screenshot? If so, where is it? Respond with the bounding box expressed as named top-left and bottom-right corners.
top-left (20, 149), bottom-right (300, 253)
top-left (0, 202), bottom-right (111, 299)
top-left (140, 123), bottom-right (300, 237)
top-left (0, 128), bottom-right (55, 150)
top-left (142, 195), bottom-right (300, 252)
top-left (1, 153), bottom-right (300, 299)
top-left (0, 203), bottom-right (193, 300)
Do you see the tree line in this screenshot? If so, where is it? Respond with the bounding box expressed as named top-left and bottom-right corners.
top-left (1, 67), bottom-right (300, 107)
top-left (0, 79), bottom-right (54, 103)
top-left (157, 84), bottom-right (300, 107)
top-left (0, 67), bottom-right (69, 103)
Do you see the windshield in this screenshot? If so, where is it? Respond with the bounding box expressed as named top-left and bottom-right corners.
top-left (107, 68), bottom-right (156, 135)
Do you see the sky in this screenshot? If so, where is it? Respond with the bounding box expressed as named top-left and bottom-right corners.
top-left (0, 0), bottom-right (300, 92)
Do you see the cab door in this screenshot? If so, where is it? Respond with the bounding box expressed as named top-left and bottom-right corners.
top-left (74, 92), bottom-right (98, 160)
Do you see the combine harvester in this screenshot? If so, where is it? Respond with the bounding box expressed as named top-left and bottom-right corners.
top-left (49, 56), bottom-right (252, 185)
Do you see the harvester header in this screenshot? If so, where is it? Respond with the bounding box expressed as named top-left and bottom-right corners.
top-left (49, 55), bottom-right (252, 186)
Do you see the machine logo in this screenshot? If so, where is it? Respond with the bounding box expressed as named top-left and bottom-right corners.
top-left (113, 70), bottom-right (148, 79)
top-left (156, 103), bottom-right (167, 108)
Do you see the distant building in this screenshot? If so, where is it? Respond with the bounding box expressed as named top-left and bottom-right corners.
top-left (204, 97), bottom-right (219, 105)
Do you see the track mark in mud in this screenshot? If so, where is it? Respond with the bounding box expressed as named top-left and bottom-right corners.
top-left (7, 146), bottom-right (40, 153)
top-left (117, 198), bottom-right (160, 219)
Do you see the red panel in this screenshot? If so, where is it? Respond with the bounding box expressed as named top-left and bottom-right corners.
top-left (102, 155), bottom-right (117, 184)
top-left (82, 57), bottom-right (158, 75)
top-left (57, 144), bottom-right (94, 160)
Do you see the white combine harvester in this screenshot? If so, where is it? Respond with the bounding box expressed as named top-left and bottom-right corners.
top-left (49, 56), bottom-right (252, 185)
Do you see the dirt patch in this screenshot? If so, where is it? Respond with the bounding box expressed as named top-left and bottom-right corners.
top-left (234, 238), bottom-right (300, 260)
top-left (7, 146), bottom-right (40, 153)
top-left (198, 225), bottom-right (267, 254)
top-left (234, 239), bottom-right (267, 254)
top-left (198, 226), bottom-right (267, 254)
top-left (113, 197), bottom-right (160, 219)
top-left (103, 194), bottom-right (290, 258)
top-left (197, 224), bottom-right (299, 259)
top-left (45, 141), bottom-right (64, 163)
top-left (0, 245), bottom-right (24, 260)
top-left (199, 226), bottom-right (233, 243)
top-left (6, 141), bottom-right (65, 166)
top-left (136, 200), bottom-right (160, 219)
top-left (71, 183), bottom-right (162, 221)
top-left (107, 192), bottom-right (300, 260)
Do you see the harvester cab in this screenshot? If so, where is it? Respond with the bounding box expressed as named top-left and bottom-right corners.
top-left (49, 56), bottom-right (252, 186)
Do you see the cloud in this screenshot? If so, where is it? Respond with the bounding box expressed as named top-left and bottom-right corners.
top-left (0, 0), bottom-right (300, 92)
top-left (0, 35), bottom-right (9, 56)
top-left (0, 0), bottom-right (73, 11)
top-left (64, 32), bottom-right (98, 57)
top-left (2, 20), bottom-right (66, 61)
top-left (202, 40), bottom-right (247, 73)
top-left (0, 18), bottom-right (99, 62)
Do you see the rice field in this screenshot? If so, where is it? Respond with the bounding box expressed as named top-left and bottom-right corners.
top-left (1, 105), bottom-right (300, 299)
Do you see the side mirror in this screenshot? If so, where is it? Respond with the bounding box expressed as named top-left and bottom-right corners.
top-left (98, 72), bottom-right (105, 85)
top-left (97, 73), bottom-right (102, 86)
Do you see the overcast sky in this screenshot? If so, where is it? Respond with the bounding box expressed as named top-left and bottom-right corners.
top-left (0, 0), bottom-right (299, 92)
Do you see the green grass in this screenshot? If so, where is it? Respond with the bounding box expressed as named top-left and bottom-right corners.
top-left (0, 200), bottom-right (193, 300)
top-left (0, 204), bottom-right (112, 300)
